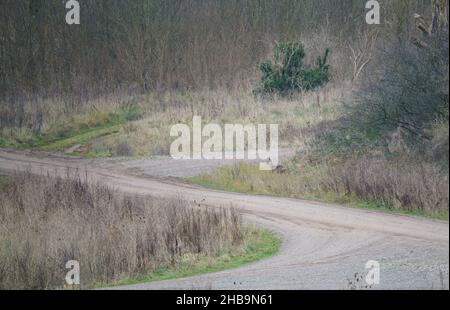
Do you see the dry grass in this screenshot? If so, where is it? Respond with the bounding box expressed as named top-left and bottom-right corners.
top-left (85, 83), bottom-right (348, 157)
top-left (1, 82), bottom-right (349, 157)
top-left (0, 90), bottom-right (134, 133)
top-left (0, 172), bottom-right (242, 289)
top-left (327, 156), bottom-right (449, 215)
top-left (190, 160), bottom-right (327, 199)
top-left (191, 155), bottom-right (449, 219)
top-left (2, 0), bottom-right (386, 100)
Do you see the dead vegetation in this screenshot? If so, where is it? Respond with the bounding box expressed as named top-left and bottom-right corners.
top-left (0, 171), bottom-right (242, 289)
top-left (0, 0), bottom-right (448, 221)
top-left (192, 153), bottom-right (449, 219)
top-left (326, 156), bottom-right (449, 215)
top-left (0, 1), bottom-right (436, 132)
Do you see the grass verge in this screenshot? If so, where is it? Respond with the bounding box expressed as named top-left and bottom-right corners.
top-left (348, 201), bottom-right (449, 221)
top-left (39, 125), bottom-right (121, 153)
top-left (93, 228), bottom-right (281, 289)
top-left (188, 163), bottom-right (449, 221)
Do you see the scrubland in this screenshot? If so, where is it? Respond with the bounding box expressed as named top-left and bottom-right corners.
top-left (0, 172), bottom-right (280, 289)
top-left (0, 3), bottom-right (448, 291)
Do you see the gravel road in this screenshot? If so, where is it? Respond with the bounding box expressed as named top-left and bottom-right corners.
top-left (0, 148), bottom-right (448, 290)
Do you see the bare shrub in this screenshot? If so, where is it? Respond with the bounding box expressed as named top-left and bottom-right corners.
top-left (342, 30), bottom-right (449, 150)
top-left (326, 157), bottom-right (449, 214)
top-left (0, 172), bottom-right (242, 289)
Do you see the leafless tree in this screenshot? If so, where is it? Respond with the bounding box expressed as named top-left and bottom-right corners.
top-left (347, 29), bottom-right (379, 82)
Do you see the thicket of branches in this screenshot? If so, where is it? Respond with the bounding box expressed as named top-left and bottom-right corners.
top-left (349, 32), bottom-right (448, 141)
top-left (0, 0), bottom-right (432, 100)
top-left (314, 1), bottom-right (449, 165)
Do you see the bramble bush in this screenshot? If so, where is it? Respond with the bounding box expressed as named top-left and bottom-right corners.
top-left (255, 42), bottom-right (330, 96)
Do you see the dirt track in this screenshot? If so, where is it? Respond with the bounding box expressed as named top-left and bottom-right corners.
top-left (0, 148), bottom-right (448, 290)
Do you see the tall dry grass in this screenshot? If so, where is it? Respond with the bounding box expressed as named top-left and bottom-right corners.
top-left (86, 83), bottom-right (349, 157)
top-left (326, 156), bottom-right (449, 215)
top-left (0, 172), bottom-right (242, 289)
top-left (192, 155), bottom-right (449, 218)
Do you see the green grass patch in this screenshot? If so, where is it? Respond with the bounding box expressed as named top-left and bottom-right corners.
top-left (92, 228), bottom-right (281, 289)
top-left (190, 164), bottom-right (271, 194)
top-left (0, 106), bottom-right (142, 154)
top-left (0, 138), bottom-right (17, 149)
top-left (39, 125), bottom-right (121, 153)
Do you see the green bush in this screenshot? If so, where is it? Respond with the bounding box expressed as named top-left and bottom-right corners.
top-left (255, 42), bottom-right (330, 96)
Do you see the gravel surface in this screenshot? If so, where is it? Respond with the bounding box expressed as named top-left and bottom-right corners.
top-left (1, 149), bottom-right (448, 290)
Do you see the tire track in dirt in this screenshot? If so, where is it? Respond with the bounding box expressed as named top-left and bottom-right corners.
top-left (0, 149), bottom-right (448, 289)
